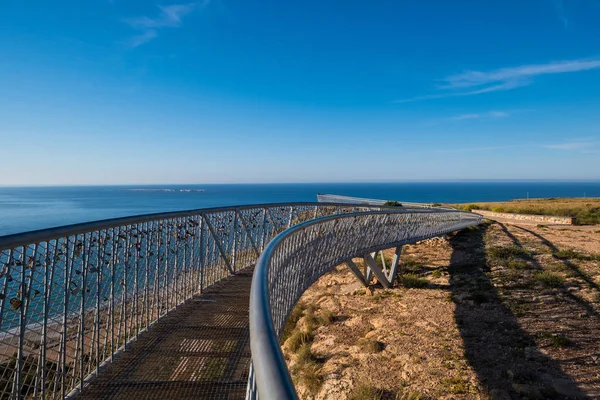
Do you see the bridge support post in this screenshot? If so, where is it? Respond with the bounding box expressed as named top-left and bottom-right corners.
top-left (343, 246), bottom-right (403, 288)
top-left (363, 253), bottom-right (391, 289)
top-left (344, 259), bottom-right (367, 286)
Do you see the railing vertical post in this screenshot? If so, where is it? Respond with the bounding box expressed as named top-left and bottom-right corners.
top-left (14, 245), bottom-right (29, 400)
top-left (78, 235), bottom-right (90, 392)
top-left (60, 236), bottom-right (75, 399)
top-left (110, 229), bottom-right (117, 362)
top-left (232, 211), bottom-right (238, 272)
top-left (199, 216), bottom-right (205, 292)
top-left (260, 208), bottom-right (268, 251)
top-left (35, 242), bottom-right (54, 399)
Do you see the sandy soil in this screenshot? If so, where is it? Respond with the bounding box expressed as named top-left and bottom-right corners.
top-left (281, 222), bottom-right (600, 399)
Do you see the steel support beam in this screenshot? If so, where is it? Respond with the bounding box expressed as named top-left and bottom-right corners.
top-left (363, 253), bottom-right (391, 289)
top-left (344, 259), bottom-right (368, 286)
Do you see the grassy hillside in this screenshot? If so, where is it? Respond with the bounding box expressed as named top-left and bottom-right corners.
top-left (449, 198), bottom-right (600, 225)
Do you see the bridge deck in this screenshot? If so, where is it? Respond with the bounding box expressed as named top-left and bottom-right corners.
top-left (77, 268), bottom-right (253, 400)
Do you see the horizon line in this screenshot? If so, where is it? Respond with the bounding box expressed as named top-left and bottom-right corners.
top-left (1, 179), bottom-right (600, 188)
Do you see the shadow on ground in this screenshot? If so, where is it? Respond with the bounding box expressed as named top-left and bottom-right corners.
top-left (447, 223), bottom-right (587, 399)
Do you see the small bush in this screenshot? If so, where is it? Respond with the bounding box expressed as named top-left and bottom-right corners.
top-left (553, 249), bottom-right (600, 261)
top-left (295, 361), bottom-right (324, 396)
top-left (318, 309), bottom-right (337, 325)
top-left (432, 269), bottom-right (442, 278)
top-left (376, 252), bottom-right (392, 268)
top-left (287, 330), bottom-right (314, 352)
top-left (463, 204), bottom-right (481, 211)
top-left (488, 245), bottom-right (530, 260)
top-left (348, 384), bottom-right (397, 400)
top-left (534, 271), bottom-right (565, 288)
top-left (296, 343), bottom-right (317, 364)
top-left (546, 333), bottom-right (571, 348)
top-left (402, 259), bottom-right (423, 272)
top-left (400, 273), bottom-right (428, 288)
top-left (281, 302), bottom-right (306, 342)
top-left (441, 376), bottom-right (469, 394)
top-left (383, 201), bottom-right (402, 207)
top-left (304, 306), bottom-right (319, 331)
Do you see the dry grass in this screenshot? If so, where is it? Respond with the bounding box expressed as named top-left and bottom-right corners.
top-left (287, 330), bottom-right (314, 352)
top-left (283, 222), bottom-right (600, 398)
top-left (451, 197), bottom-right (600, 225)
top-left (348, 384), bottom-right (400, 400)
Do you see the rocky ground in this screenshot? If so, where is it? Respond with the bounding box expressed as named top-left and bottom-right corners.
top-left (281, 221), bottom-right (600, 399)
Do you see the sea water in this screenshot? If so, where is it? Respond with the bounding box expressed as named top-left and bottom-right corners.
top-left (1, 182), bottom-right (599, 236)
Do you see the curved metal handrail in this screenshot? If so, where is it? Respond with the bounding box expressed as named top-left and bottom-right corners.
top-left (248, 209), bottom-right (482, 399)
top-left (0, 202), bottom-right (394, 249)
top-left (0, 202), bottom-right (388, 399)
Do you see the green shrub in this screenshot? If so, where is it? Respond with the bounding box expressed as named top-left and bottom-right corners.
top-left (348, 385), bottom-right (397, 400)
top-left (294, 361), bottom-right (324, 396)
top-left (402, 259), bottom-right (423, 272)
top-left (534, 271), bottom-right (565, 288)
top-left (553, 249), bottom-right (600, 261)
top-left (281, 302), bottom-right (306, 342)
top-left (400, 273), bottom-right (428, 288)
top-left (383, 201), bottom-right (402, 207)
top-left (488, 245), bottom-right (530, 260)
top-left (318, 309), bottom-right (337, 325)
top-left (545, 333), bottom-right (571, 348)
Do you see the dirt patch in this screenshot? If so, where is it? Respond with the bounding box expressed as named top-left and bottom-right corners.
top-left (281, 222), bottom-right (600, 399)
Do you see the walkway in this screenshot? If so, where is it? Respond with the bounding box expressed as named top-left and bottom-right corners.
top-left (77, 268), bottom-right (254, 400)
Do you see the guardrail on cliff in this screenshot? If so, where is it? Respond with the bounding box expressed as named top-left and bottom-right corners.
top-left (0, 202), bottom-right (383, 399)
top-left (316, 193), bottom-right (437, 208)
top-left (248, 209), bottom-right (482, 399)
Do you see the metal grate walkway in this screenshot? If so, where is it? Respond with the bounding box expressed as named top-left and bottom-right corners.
top-left (77, 268), bottom-right (254, 400)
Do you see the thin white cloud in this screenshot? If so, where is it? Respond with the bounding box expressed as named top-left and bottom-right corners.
top-left (123, 2), bottom-right (205, 48)
top-left (421, 110), bottom-right (510, 127)
top-left (396, 57), bottom-right (600, 103)
top-left (451, 111), bottom-right (509, 121)
top-left (441, 59), bottom-right (600, 91)
top-left (542, 140), bottom-right (599, 150)
top-left (127, 30), bottom-right (159, 48)
top-left (438, 139), bottom-right (599, 154)
top-left (435, 145), bottom-right (521, 153)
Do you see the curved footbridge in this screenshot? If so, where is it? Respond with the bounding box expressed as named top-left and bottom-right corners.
top-left (0, 202), bottom-right (481, 399)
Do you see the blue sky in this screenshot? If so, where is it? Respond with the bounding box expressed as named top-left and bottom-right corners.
top-left (1, 0), bottom-right (599, 185)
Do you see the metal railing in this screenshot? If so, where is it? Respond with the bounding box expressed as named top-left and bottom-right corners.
top-left (0, 202), bottom-right (384, 399)
top-left (248, 209), bottom-right (482, 399)
top-left (317, 194), bottom-right (438, 208)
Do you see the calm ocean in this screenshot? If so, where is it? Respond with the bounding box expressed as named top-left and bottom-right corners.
top-left (0, 182), bottom-right (599, 236)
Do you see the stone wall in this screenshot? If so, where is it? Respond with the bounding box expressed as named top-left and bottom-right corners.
top-left (473, 210), bottom-right (574, 225)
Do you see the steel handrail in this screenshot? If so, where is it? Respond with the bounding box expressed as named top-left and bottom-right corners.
top-left (0, 202), bottom-right (396, 249)
top-left (0, 202), bottom-right (388, 399)
top-left (248, 209), bottom-right (482, 399)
